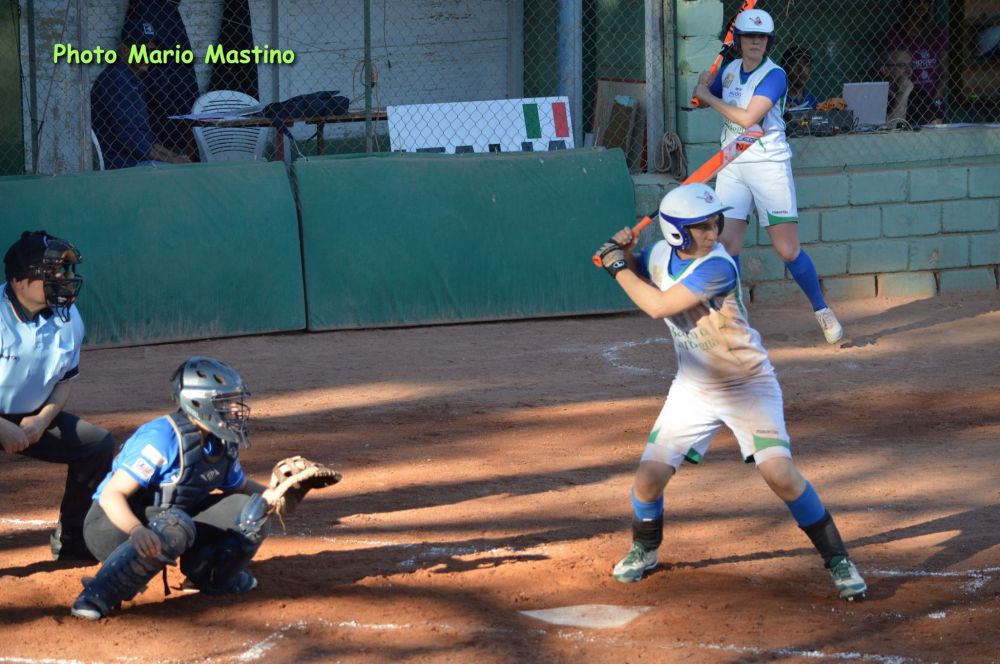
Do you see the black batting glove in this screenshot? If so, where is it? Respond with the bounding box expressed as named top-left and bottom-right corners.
top-left (597, 240), bottom-right (628, 278)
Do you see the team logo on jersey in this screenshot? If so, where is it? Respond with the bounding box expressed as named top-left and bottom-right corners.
top-left (723, 73), bottom-right (735, 88)
top-left (200, 468), bottom-right (221, 482)
top-left (140, 444), bottom-right (166, 467)
top-left (130, 458), bottom-right (155, 482)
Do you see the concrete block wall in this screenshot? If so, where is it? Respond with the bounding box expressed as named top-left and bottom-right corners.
top-left (666, 1), bottom-right (1000, 303)
top-left (674, 0), bottom-right (725, 168)
top-left (738, 163), bottom-right (1000, 301)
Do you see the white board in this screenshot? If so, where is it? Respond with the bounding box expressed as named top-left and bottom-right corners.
top-left (387, 97), bottom-right (575, 154)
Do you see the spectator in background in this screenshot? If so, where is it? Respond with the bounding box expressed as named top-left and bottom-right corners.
top-left (884, 0), bottom-right (948, 119)
top-left (782, 46), bottom-right (820, 109)
top-left (882, 49), bottom-right (944, 127)
top-left (127, 0), bottom-right (200, 157)
top-left (90, 17), bottom-right (191, 170)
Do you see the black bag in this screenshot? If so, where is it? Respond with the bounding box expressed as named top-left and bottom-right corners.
top-left (261, 91), bottom-right (350, 126)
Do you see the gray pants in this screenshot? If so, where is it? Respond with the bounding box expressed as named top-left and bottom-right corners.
top-left (82, 492), bottom-right (255, 561)
top-left (9, 411), bottom-right (115, 537)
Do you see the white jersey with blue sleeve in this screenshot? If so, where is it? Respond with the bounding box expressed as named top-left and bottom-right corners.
top-left (93, 416), bottom-right (246, 500)
top-left (641, 241), bottom-right (774, 387)
top-left (0, 284), bottom-right (84, 414)
top-left (717, 57), bottom-right (791, 163)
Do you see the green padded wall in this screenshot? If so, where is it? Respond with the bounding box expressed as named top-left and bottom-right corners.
top-left (295, 149), bottom-right (636, 330)
top-left (0, 161), bottom-right (305, 346)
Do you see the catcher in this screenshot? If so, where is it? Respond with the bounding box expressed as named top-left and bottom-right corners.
top-left (70, 356), bottom-right (341, 620)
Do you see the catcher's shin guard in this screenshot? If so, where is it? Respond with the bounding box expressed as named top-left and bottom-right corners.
top-left (76, 508), bottom-right (196, 616)
top-left (632, 515), bottom-right (664, 551)
top-left (801, 511), bottom-right (849, 567)
top-left (181, 495), bottom-right (269, 594)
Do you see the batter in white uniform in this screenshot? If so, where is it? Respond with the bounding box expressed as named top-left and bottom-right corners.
top-left (594, 183), bottom-right (867, 601)
top-left (693, 8), bottom-right (844, 344)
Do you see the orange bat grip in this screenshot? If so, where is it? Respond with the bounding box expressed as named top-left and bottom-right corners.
top-left (689, 56), bottom-right (723, 108)
top-left (592, 216), bottom-right (653, 268)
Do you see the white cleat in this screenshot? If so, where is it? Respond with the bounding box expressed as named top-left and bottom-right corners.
top-left (814, 307), bottom-right (843, 344)
top-left (612, 542), bottom-right (659, 583)
top-left (829, 557), bottom-right (867, 601)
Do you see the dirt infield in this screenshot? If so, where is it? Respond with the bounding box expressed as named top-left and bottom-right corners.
top-left (2, 292), bottom-right (998, 663)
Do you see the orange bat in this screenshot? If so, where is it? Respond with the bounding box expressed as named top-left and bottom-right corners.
top-left (591, 216), bottom-right (653, 268)
top-left (591, 126), bottom-right (763, 268)
top-left (690, 0), bottom-right (757, 108)
top-left (681, 126), bottom-right (764, 185)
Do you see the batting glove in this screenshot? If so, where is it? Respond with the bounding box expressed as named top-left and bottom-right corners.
top-left (597, 240), bottom-right (628, 278)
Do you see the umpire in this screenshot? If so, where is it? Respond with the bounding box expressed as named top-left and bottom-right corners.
top-left (0, 230), bottom-right (115, 561)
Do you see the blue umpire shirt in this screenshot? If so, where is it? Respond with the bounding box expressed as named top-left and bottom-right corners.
top-left (91, 61), bottom-right (156, 170)
top-left (93, 416), bottom-right (246, 501)
top-left (0, 284), bottom-right (83, 415)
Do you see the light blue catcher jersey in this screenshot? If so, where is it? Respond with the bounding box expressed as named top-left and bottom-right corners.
top-left (719, 57), bottom-right (792, 163)
top-left (0, 284), bottom-right (84, 414)
top-left (93, 416), bottom-right (246, 500)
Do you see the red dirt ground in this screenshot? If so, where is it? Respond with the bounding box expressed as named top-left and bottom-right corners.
top-left (1, 292), bottom-right (998, 663)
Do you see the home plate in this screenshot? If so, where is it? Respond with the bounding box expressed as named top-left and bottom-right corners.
top-left (520, 604), bottom-right (653, 629)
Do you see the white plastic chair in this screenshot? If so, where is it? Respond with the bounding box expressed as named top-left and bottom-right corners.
top-left (90, 129), bottom-right (105, 171)
top-left (191, 90), bottom-right (271, 162)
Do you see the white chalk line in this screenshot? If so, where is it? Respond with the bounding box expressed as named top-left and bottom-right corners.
top-left (869, 566), bottom-right (999, 593)
top-left (317, 536), bottom-right (547, 570)
top-left (234, 621), bottom-right (307, 662)
top-left (227, 618), bottom-right (921, 664)
top-left (0, 517), bottom-right (56, 530)
top-left (600, 337), bottom-right (671, 376)
top-left (0, 659), bottom-right (87, 664)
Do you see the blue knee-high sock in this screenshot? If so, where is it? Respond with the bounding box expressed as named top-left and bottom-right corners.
top-left (631, 489), bottom-right (664, 522)
top-left (785, 250), bottom-right (827, 311)
top-left (785, 482), bottom-right (826, 527)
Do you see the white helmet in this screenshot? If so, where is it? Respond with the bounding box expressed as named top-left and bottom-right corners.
top-left (733, 8), bottom-right (775, 36)
top-left (658, 183), bottom-right (731, 250)
top-left (733, 8), bottom-right (776, 56)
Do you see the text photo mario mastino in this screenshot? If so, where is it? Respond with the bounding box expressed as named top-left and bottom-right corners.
top-left (53, 41), bottom-right (296, 65)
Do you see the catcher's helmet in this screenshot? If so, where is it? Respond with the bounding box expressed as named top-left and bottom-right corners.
top-left (171, 357), bottom-right (251, 448)
top-left (733, 8), bottom-right (776, 56)
top-left (658, 183), bottom-right (731, 251)
top-left (3, 230), bottom-right (83, 322)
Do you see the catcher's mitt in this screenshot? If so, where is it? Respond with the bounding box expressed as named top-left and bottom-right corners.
top-left (268, 456), bottom-right (342, 517)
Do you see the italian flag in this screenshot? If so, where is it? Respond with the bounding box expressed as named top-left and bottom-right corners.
top-left (522, 101), bottom-right (570, 140)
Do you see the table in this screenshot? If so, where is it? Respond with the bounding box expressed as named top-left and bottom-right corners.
top-left (177, 110), bottom-right (388, 160)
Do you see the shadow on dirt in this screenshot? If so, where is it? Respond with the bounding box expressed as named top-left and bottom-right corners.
top-left (840, 294), bottom-right (1000, 348)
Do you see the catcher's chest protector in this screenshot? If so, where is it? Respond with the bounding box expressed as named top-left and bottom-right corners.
top-left (156, 411), bottom-right (236, 511)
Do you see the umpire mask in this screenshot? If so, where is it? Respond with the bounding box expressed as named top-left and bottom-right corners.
top-left (4, 230), bottom-right (84, 322)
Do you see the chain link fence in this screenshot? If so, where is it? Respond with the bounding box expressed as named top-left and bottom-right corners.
top-left (4, 1), bottom-right (997, 177)
top-left (717, 0), bottom-right (1000, 167)
top-left (5, 0), bottom-right (654, 176)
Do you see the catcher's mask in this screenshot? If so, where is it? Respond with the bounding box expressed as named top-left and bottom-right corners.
top-left (3, 230), bottom-right (83, 322)
top-left (171, 356), bottom-right (251, 449)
